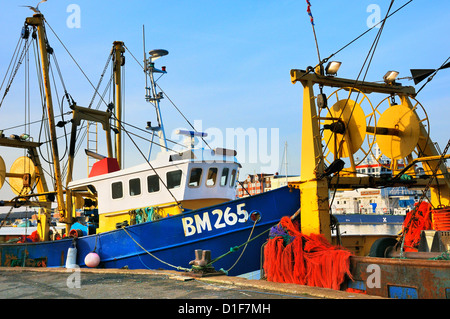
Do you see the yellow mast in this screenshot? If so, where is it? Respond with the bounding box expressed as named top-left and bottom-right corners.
top-left (297, 77), bottom-right (331, 242)
top-left (26, 14), bottom-right (70, 230)
top-left (11, 16), bottom-right (124, 240)
top-left (113, 41), bottom-right (125, 169)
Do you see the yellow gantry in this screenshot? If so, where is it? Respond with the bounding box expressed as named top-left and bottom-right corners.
top-left (290, 68), bottom-right (450, 241)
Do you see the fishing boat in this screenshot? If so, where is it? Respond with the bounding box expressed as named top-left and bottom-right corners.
top-left (0, 11), bottom-right (300, 276)
top-left (264, 66), bottom-right (450, 298)
top-left (264, 1), bottom-right (450, 297)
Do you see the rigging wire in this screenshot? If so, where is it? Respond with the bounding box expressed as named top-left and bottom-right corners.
top-left (306, 0), bottom-right (321, 65)
top-left (123, 45), bottom-right (212, 150)
top-left (336, 1), bottom-right (395, 145)
top-left (0, 36), bottom-right (24, 100)
top-left (54, 47), bottom-right (184, 177)
top-left (26, 31), bottom-right (58, 185)
top-left (44, 19), bottom-right (118, 176)
top-left (321, 1), bottom-right (395, 211)
top-left (398, 139), bottom-right (450, 256)
top-left (44, 18), bottom-right (109, 109)
top-left (117, 120), bottom-right (187, 151)
top-left (48, 57), bottom-right (69, 162)
top-left (0, 36), bottom-right (32, 108)
top-left (3, 16), bottom-right (235, 202)
top-left (322, 0), bottom-right (395, 173)
top-left (73, 63), bottom-right (114, 161)
top-left (297, 0), bottom-right (414, 82)
top-left (327, 0), bottom-right (413, 64)
top-left (155, 83), bottom-right (212, 150)
top-left (416, 56), bottom-right (450, 95)
top-left (110, 112), bottom-right (181, 206)
top-left (88, 52), bottom-right (113, 109)
top-left (24, 35), bottom-right (31, 138)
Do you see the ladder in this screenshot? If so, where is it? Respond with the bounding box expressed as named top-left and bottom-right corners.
top-left (86, 121), bottom-right (99, 176)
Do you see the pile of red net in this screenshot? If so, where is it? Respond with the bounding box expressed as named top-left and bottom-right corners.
top-left (18, 230), bottom-right (40, 243)
top-left (401, 201), bottom-right (433, 252)
top-left (263, 216), bottom-right (353, 290)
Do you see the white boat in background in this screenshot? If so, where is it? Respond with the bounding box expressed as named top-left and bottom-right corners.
top-left (331, 144), bottom-right (423, 224)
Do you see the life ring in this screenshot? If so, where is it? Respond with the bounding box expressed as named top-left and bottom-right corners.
top-left (383, 208), bottom-right (387, 213)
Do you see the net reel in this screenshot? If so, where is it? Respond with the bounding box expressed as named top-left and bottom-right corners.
top-left (367, 94), bottom-right (430, 173)
top-left (0, 156), bottom-right (5, 190)
top-left (319, 86), bottom-right (430, 177)
top-left (320, 88), bottom-right (377, 175)
top-left (0, 156), bottom-right (37, 195)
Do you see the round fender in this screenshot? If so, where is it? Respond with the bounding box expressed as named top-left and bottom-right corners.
top-left (85, 252), bottom-right (101, 268)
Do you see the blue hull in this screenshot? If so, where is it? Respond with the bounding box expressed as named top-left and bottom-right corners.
top-left (0, 186), bottom-right (300, 276)
top-left (335, 214), bottom-right (405, 224)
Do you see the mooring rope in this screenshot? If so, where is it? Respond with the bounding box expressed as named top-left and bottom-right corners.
top-left (122, 217), bottom-right (264, 275)
top-left (220, 218), bottom-right (259, 274)
top-left (207, 222), bottom-right (271, 275)
top-left (121, 226), bottom-right (190, 272)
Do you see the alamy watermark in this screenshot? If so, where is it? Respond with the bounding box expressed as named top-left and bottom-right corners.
top-left (170, 120), bottom-right (280, 173)
top-left (367, 4), bottom-right (381, 29)
top-left (66, 265), bottom-right (81, 288)
top-left (366, 263), bottom-right (381, 289)
top-left (64, 5), bottom-right (383, 33)
top-left (66, 4), bottom-right (81, 29)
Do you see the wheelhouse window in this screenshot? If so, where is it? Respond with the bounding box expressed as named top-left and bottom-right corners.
top-left (220, 167), bottom-right (229, 186)
top-left (167, 170), bottom-right (182, 189)
top-left (129, 178), bottom-right (141, 196)
top-left (206, 167), bottom-right (218, 187)
top-left (111, 181), bottom-right (123, 199)
top-left (147, 175), bottom-right (160, 193)
top-left (230, 169), bottom-right (237, 187)
top-left (188, 168), bottom-right (203, 187)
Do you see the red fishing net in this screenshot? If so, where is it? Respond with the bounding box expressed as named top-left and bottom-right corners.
top-left (263, 216), bottom-right (353, 290)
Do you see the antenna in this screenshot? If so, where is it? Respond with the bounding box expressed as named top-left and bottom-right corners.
top-left (141, 26), bottom-right (169, 153)
top-left (143, 25), bottom-right (148, 97)
top-left (306, 1), bottom-right (321, 67)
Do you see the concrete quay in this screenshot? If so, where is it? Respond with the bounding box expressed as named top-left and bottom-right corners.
top-left (0, 266), bottom-right (381, 300)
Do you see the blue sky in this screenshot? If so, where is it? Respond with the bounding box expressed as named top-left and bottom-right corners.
top-left (0, 0), bottom-right (449, 203)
